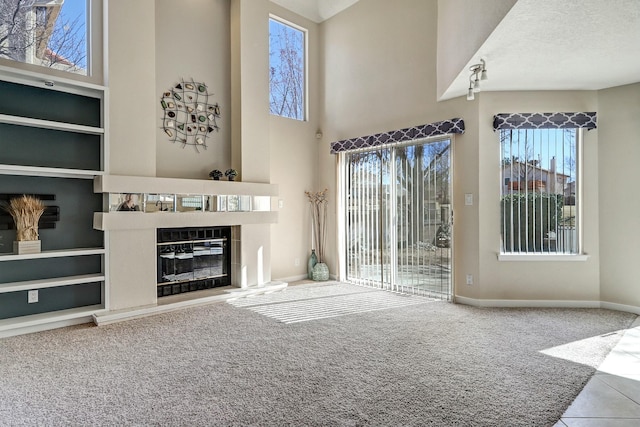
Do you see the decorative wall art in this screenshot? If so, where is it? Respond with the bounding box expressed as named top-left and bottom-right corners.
top-left (160, 78), bottom-right (221, 152)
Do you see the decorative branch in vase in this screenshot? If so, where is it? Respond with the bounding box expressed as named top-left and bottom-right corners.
top-left (305, 189), bottom-right (329, 281)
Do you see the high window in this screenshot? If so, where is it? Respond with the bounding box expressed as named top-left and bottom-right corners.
top-left (500, 128), bottom-right (580, 254)
top-left (0, 0), bottom-right (88, 76)
top-left (269, 16), bottom-right (306, 121)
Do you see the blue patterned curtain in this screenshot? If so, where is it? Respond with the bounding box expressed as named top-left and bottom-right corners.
top-left (493, 112), bottom-right (597, 131)
top-left (330, 118), bottom-right (465, 154)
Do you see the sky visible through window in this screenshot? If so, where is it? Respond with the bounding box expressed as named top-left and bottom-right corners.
top-left (269, 18), bottom-right (305, 120)
top-left (0, 0), bottom-right (87, 74)
top-left (57, 0), bottom-right (87, 70)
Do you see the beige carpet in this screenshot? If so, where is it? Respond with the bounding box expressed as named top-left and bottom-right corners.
top-left (0, 282), bottom-right (636, 426)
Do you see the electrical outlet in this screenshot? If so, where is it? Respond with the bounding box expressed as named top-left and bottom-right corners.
top-left (294, 258), bottom-right (300, 266)
top-left (28, 289), bottom-right (39, 303)
top-left (466, 274), bottom-right (473, 285)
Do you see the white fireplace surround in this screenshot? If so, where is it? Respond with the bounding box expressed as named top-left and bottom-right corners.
top-left (92, 174), bottom-right (282, 326)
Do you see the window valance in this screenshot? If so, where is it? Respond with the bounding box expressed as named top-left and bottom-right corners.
top-left (493, 112), bottom-right (597, 131)
top-left (330, 118), bottom-right (465, 154)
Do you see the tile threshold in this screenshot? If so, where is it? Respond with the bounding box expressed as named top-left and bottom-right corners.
top-left (558, 318), bottom-right (640, 426)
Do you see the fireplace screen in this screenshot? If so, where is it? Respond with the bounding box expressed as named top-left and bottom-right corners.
top-left (157, 227), bottom-right (231, 297)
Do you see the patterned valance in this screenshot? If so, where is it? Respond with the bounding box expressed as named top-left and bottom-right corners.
top-left (493, 112), bottom-right (597, 131)
top-left (330, 118), bottom-right (465, 154)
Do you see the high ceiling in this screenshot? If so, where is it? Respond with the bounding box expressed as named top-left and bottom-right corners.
top-left (442, 0), bottom-right (640, 99)
top-left (273, 0), bottom-right (640, 100)
top-left (271, 0), bottom-right (360, 23)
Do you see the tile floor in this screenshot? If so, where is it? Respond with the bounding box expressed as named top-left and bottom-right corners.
top-left (555, 317), bottom-right (640, 426)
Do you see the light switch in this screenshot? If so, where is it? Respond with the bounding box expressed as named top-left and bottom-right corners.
top-left (465, 193), bottom-right (473, 206)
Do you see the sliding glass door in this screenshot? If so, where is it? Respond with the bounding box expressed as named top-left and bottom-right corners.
top-left (343, 138), bottom-right (452, 300)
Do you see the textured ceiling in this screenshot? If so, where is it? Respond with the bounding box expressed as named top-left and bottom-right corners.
top-left (272, 0), bottom-right (640, 100)
top-left (441, 0), bottom-right (640, 99)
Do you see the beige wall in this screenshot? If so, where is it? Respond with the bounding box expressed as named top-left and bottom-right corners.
top-left (436, 0), bottom-right (516, 100)
top-left (321, 0), bottom-right (436, 277)
top-left (320, 0), bottom-right (477, 288)
top-left (101, 0), bottom-right (639, 311)
top-left (318, 0), bottom-right (638, 309)
top-left (598, 83), bottom-right (640, 309)
top-left (105, 0), bottom-right (274, 307)
top-left (105, 0), bottom-right (158, 310)
top-left (155, 0), bottom-right (231, 180)
top-left (106, 0), bottom-right (156, 177)
top-left (268, 3), bottom-right (321, 281)
top-left (474, 91), bottom-right (601, 303)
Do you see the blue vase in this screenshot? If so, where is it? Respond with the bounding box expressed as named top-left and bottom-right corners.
top-left (312, 262), bottom-right (329, 281)
top-left (308, 250), bottom-right (317, 279)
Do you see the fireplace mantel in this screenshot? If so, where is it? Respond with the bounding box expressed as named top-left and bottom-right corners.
top-left (93, 174), bottom-right (279, 231)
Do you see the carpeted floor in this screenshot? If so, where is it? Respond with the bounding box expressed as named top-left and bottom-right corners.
top-left (0, 282), bottom-right (636, 426)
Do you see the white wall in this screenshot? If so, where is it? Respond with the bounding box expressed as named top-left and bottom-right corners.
top-left (155, 0), bottom-right (231, 180)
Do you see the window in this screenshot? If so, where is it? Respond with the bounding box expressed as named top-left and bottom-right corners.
top-left (500, 128), bottom-right (580, 254)
top-left (269, 16), bottom-right (306, 120)
top-left (0, 0), bottom-right (88, 75)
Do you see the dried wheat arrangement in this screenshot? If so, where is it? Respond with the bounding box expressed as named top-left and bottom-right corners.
top-left (5, 195), bottom-right (45, 241)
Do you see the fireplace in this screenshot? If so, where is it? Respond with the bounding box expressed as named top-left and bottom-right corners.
top-left (157, 226), bottom-right (231, 297)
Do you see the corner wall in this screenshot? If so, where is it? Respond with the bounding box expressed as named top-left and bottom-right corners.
top-left (268, 3), bottom-right (321, 282)
top-left (436, 0), bottom-right (516, 99)
top-left (598, 83), bottom-right (640, 310)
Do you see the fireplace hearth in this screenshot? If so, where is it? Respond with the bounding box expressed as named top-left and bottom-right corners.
top-left (157, 226), bottom-right (231, 297)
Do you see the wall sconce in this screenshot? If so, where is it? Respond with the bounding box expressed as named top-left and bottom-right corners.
top-left (466, 59), bottom-right (488, 101)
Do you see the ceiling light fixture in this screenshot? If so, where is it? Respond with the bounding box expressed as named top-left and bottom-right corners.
top-left (467, 59), bottom-right (487, 101)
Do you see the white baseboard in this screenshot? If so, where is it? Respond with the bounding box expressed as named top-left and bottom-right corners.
top-left (455, 295), bottom-right (640, 315)
top-left (600, 301), bottom-right (640, 315)
top-left (0, 316), bottom-right (93, 339)
top-left (275, 273), bottom-right (309, 283)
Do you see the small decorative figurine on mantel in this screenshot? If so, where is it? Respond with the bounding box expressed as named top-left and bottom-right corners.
top-left (209, 169), bottom-right (223, 180)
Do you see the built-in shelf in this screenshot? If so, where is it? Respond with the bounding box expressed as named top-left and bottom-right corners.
top-left (0, 273), bottom-right (105, 294)
top-left (0, 65), bottom-right (106, 337)
top-left (0, 114), bottom-right (104, 135)
top-left (0, 247), bottom-right (105, 262)
top-left (0, 164), bottom-right (102, 179)
top-left (0, 305), bottom-right (104, 338)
